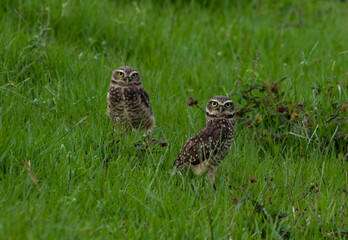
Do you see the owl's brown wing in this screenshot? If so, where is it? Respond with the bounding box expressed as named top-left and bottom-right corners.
top-left (139, 87), bottom-right (153, 114)
top-left (174, 125), bottom-right (224, 169)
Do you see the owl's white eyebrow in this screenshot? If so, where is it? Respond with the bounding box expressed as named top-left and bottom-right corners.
top-left (129, 71), bottom-right (139, 75)
top-left (212, 100), bottom-right (232, 105)
top-left (116, 70), bottom-right (126, 74)
top-left (223, 101), bottom-right (233, 104)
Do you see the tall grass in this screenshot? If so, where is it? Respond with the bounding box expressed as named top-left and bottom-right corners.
top-left (0, 0), bottom-right (347, 239)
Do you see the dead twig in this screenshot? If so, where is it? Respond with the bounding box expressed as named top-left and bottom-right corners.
top-left (187, 97), bottom-right (205, 113)
top-left (261, 178), bottom-right (289, 200)
top-left (228, 178), bottom-right (290, 238)
top-left (24, 159), bottom-right (39, 188)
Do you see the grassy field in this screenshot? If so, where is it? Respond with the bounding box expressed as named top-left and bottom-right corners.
top-left (1, 0), bottom-right (347, 239)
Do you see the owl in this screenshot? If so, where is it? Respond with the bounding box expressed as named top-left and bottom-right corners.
top-left (174, 96), bottom-right (235, 188)
top-left (107, 66), bottom-right (155, 132)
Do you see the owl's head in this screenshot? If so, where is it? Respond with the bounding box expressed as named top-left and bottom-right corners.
top-left (205, 96), bottom-right (235, 119)
top-left (111, 66), bottom-right (141, 85)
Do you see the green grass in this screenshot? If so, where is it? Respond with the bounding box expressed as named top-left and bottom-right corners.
top-left (1, 0), bottom-right (347, 239)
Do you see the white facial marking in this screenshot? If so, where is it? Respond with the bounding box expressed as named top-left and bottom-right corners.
top-left (211, 99), bottom-right (227, 105)
top-left (223, 100), bottom-right (233, 105)
top-left (117, 69), bottom-right (126, 76)
top-left (129, 71), bottom-right (139, 76)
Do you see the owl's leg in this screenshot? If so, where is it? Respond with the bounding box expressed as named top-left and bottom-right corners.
top-left (120, 120), bottom-right (127, 136)
top-left (191, 161), bottom-right (207, 175)
top-left (112, 117), bottom-right (122, 135)
top-left (112, 117), bottom-right (120, 127)
top-left (207, 169), bottom-right (216, 191)
top-left (113, 117), bottom-right (127, 136)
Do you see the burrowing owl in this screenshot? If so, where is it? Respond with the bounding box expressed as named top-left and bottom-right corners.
top-left (174, 96), bottom-right (235, 188)
top-left (107, 66), bottom-right (155, 131)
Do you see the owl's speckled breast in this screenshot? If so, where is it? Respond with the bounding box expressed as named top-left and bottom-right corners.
top-left (107, 85), bottom-right (154, 129)
top-left (108, 86), bottom-right (123, 102)
top-left (123, 87), bottom-right (139, 103)
top-left (108, 86), bottom-right (139, 119)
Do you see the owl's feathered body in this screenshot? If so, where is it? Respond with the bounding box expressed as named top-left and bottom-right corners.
top-left (107, 66), bottom-right (155, 131)
top-left (174, 96), bottom-right (235, 187)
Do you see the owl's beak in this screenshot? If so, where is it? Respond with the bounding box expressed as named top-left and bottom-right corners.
top-left (219, 106), bottom-right (223, 113)
top-left (125, 77), bottom-right (130, 84)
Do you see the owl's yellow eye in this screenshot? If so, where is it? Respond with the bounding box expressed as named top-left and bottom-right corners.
top-left (117, 72), bottom-right (124, 77)
top-left (131, 73), bottom-right (138, 78)
top-left (211, 101), bottom-right (218, 107)
top-left (225, 102), bottom-right (232, 108)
